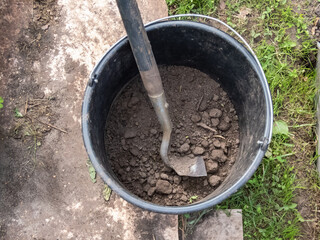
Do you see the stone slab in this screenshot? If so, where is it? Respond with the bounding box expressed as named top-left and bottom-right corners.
top-left (187, 210), bottom-right (243, 240)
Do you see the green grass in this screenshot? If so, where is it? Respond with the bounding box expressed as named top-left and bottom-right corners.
top-left (167, 0), bottom-right (218, 15)
top-left (167, 0), bottom-right (318, 238)
top-left (217, 136), bottom-right (302, 239)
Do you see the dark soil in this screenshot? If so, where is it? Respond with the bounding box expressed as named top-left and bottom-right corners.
top-left (105, 66), bottom-right (240, 206)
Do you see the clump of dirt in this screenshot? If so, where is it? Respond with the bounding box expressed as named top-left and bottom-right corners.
top-left (105, 66), bottom-right (240, 206)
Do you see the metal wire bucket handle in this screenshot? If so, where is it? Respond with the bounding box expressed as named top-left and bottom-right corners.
top-left (146, 13), bottom-right (264, 81)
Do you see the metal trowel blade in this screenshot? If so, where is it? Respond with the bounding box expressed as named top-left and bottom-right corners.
top-left (170, 156), bottom-right (207, 177)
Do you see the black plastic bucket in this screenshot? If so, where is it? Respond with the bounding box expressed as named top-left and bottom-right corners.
top-left (82, 20), bottom-right (273, 214)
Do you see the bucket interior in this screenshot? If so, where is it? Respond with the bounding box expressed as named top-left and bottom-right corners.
top-left (82, 20), bottom-right (272, 213)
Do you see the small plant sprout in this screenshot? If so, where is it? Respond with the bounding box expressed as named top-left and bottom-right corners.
top-left (189, 195), bottom-right (198, 203)
top-left (14, 108), bottom-right (23, 118)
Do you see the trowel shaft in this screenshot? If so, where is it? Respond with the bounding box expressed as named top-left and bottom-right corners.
top-left (116, 0), bottom-right (173, 167)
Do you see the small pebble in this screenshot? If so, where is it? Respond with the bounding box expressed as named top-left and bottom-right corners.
top-left (192, 146), bottom-right (205, 155)
top-left (199, 100), bottom-right (207, 111)
top-left (211, 149), bottom-right (227, 162)
top-left (211, 118), bottom-right (220, 127)
top-left (156, 180), bottom-right (172, 195)
top-left (148, 187), bottom-right (156, 196)
top-left (190, 138), bottom-right (197, 145)
top-left (213, 140), bottom-right (221, 148)
top-left (173, 176), bottom-right (181, 185)
top-left (150, 129), bottom-right (157, 135)
top-left (224, 116), bottom-right (231, 123)
top-left (147, 177), bottom-right (156, 187)
top-left (208, 175), bottom-right (221, 187)
top-left (179, 142), bottom-right (190, 153)
top-left (160, 173), bottom-right (169, 180)
top-left (124, 128), bottom-right (137, 139)
top-left (202, 111), bottom-right (210, 121)
top-left (205, 160), bottom-right (219, 173)
top-left (217, 121), bottom-right (231, 131)
top-left (212, 94), bottom-right (219, 101)
top-left (129, 147), bottom-right (140, 157)
top-left (191, 114), bottom-right (202, 123)
top-left (209, 108), bottom-right (222, 118)
top-left (181, 195), bottom-right (188, 202)
top-left (139, 172), bottom-right (147, 178)
top-left (201, 139), bottom-right (209, 148)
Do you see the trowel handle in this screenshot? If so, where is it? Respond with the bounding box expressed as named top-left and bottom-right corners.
top-left (116, 0), bottom-right (164, 98)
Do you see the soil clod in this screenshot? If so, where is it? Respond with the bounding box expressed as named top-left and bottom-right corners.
top-left (209, 108), bottom-right (223, 118)
top-left (156, 180), bottom-right (173, 195)
top-left (205, 160), bottom-right (219, 174)
top-left (191, 114), bottom-right (202, 123)
top-left (211, 149), bottom-right (227, 163)
top-left (124, 128), bottom-right (137, 139)
top-left (179, 142), bottom-right (190, 153)
top-left (208, 175), bottom-right (221, 187)
top-left (192, 146), bottom-right (205, 155)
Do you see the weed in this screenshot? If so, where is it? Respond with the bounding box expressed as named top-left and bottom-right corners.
top-left (0, 97), bottom-right (3, 109)
top-left (189, 195), bottom-right (198, 203)
top-left (86, 160), bottom-right (97, 183)
top-left (103, 185), bottom-right (112, 202)
top-left (14, 108), bottom-right (23, 118)
top-left (181, 209), bottom-right (212, 235)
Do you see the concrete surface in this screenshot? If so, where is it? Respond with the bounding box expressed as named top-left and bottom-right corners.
top-left (0, 0), bottom-right (180, 239)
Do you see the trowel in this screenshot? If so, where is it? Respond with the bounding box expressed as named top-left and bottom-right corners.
top-left (116, 0), bottom-right (207, 177)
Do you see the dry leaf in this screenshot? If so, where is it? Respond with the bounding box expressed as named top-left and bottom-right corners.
top-left (237, 7), bottom-right (252, 20)
top-left (220, 0), bottom-right (226, 10)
